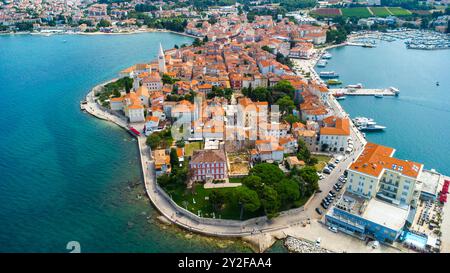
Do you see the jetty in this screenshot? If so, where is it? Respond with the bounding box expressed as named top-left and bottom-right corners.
top-left (330, 88), bottom-right (397, 97)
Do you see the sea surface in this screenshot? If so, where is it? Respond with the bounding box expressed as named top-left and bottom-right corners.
top-left (0, 33), bottom-right (259, 253)
top-left (317, 40), bottom-right (450, 175)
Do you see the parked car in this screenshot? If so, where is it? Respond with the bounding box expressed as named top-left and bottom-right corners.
top-left (328, 226), bottom-right (338, 233)
top-left (315, 208), bottom-right (323, 215)
top-left (315, 237), bottom-right (321, 247)
top-left (323, 168), bottom-right (331, 174)
top-left (321, 202), bottom-right (328, 209)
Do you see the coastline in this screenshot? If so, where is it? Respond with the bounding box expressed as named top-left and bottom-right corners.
top-left (1, 28), bottom-right (199, 39)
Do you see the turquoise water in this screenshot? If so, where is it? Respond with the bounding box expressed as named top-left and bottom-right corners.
top-left (0, 33), bottom-right (257, 252)
top-left (403, 232), bottom-right (427, 248)
top-left (318, 41), bottom-right (450, 175)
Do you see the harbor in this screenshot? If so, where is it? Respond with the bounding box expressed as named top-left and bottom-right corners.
top-left (330, 88), bottom-right (399, 97)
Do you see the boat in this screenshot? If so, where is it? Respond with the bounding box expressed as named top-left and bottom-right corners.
top-left (358, 124), bottom-right (386, 131)
top-left (336, 96), bottom-right (346, 100)
top-left (374, 94), bottom-right (383, 98)
top-left (353, 117), bottom-right (386, 131)
top-left (317, 60), bottom-right (327, 67)
top-left (388, 86), bottom-right (400, 96)
top-left (319, 71), bottom-right (339, 78)
top-left (327, 79), bottom-right (342, 85)
top-left (436, 82), bottom-right (440, 86)
top-left (346, 83), bottom-right (363, 89)
top-left (322, 53), bottom-right (332, 59)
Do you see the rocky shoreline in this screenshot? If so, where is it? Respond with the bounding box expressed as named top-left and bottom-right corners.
top-left (284, 236), bottom-right (333, 253)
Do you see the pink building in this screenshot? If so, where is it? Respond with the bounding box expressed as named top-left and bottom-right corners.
top-left (189, 149), bottom-right (227, 182)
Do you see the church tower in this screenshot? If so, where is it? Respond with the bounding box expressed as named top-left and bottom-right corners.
top-left (158, 43), bottom-right (167, 74)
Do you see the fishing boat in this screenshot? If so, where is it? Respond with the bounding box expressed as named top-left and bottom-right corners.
top-left (327, 79), bottom-right (342, 85)
top-left (319, 71), bottom-right (339, 78)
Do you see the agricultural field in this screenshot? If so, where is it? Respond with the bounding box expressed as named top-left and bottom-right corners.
top-left (310, 8), bottom-right (342, 17)
top-left (341, 7), bottom-right (372, 18)
top-left (369, 7), bottom-right (392, 17)
top-left (387, 7), bottom-right (412, 16)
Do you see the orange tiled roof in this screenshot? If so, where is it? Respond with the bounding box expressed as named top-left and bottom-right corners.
top-left (349, 142), bottom-right (423, 178)
top-left (320, 117), bottom-right (350, 136)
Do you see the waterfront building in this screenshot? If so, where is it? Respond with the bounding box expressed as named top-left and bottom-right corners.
top-left (346, 142), bottom-right (423, 207)
top-left (319, 117), bottom-right (350, 152)
top-left (189, 149), bottom-right (227, 182)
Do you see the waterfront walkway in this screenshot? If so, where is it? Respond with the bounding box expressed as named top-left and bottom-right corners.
top-left (330, 88), bottom-right (397, 96)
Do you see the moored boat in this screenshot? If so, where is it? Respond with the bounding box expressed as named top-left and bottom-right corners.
top-left (322, 53), bottom-right (332, 59)
top-left (327, 79), bottom-right (342, 85)
top-left (319, 71), bottom-right (339, 78)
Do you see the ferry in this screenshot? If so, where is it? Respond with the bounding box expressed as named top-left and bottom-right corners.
top-left (346, 83), bottom-right (363, 89)
top-left (322, 53), bottom-right (332, 59)
top-left (317, 60), bottom-right (327, 67)
top-left (319, 71), bottom-right (339, 78)
top-left (327, 79), bottom-right (342, 85)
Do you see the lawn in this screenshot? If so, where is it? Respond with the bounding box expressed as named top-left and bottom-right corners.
top-left (312, 155), bottom-right (332, 172)
top-left (166, 182), bottom-right (263, 220)
top-left (184, 141), bottom-right (202, 157)
top-left (369, 7), bottom-right (392, 17)
top-left (387, 7), bottom-right (412, 16)
top-left (341, 7), bottom-right (372, 18)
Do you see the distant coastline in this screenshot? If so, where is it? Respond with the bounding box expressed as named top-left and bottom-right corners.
top-left (0, 28), bottom-right (199, 39)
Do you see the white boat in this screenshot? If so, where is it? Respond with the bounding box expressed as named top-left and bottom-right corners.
top-left (319, 71), bottom-right (339, 78)
top-left (322, 53), bottom-right (332, 59)
top-left (346, 83), bottom-right (363, 89)
top-left (317, 60), bottom-right (327, 67)
top-left (358, 124), bottom-right (386, 131)
top-left (336, 96), bottom-right (346, 100)
top-left (353, 117), bottom-right (386, 131)
top-left (388, 87), bottom-right (400, 96)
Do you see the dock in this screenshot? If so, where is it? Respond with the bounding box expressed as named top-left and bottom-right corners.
top-left (330, 88), bottom-right (397, 96)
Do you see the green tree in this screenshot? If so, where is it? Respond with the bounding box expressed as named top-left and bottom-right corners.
top-left (299, 166), bottom-right (320, 195)
top-left (170, 148), bottom-right (179, 169)
top-left (209, 190), bottom-right (227, 212)
top-left (146, 133), bottom-right (161, 149)
top-left (283, 114), bottom-right (300, 125)
top-left (97, 19), bottom-right (112, 28)
top-left (260, 186), bottom-right (280, 219)
top-left (271, 80), bottom-right (295, 101)
top-left (249, 163), bottom-right (285, 186)
top-left (276, 95), bottom-right (295, 115)
top-left (275, 179), bottom-right (300, 206)
top-left (242, 175), bottom-right (264, 193)
top-left (235, 186), bottom-right (261, 219)
top-left (297, 139), bottom-right (311, 162)
top-left (192, 38), bottom-right (203, 47)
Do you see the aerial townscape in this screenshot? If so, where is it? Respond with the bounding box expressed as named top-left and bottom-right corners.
top-left (1, 0), bottom-right (450, 256)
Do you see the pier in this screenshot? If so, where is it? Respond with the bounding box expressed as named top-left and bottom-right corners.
top-left (330, 88), bottom-right (397, 96)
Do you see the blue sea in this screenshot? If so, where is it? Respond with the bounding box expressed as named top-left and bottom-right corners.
top-left (0, 33), bottom-right (258, 252)
top-left (317, 40), bottom-right (450, 175)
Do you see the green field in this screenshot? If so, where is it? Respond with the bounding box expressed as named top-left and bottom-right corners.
top-left (369, 7), bottom-right (392, 17)
top-left (341, 7), bottom-right (372, 18)
top-left (184, 141), bottom-right (202, 156)
top-left (387, 7), bottom-right (412, 16)
top-left (312, 155), bottom-right (332, 172)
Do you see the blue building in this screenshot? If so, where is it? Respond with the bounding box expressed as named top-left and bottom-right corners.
top-left (325, 192), bottom-right (410, 244)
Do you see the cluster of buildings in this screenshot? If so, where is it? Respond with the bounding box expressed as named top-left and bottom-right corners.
top-left (326, 142), bottom-right (447, 248)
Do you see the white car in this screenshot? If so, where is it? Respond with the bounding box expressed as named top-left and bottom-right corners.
top-left (328, 226), bottom-right (338, 233)
top-left (315, 237), bottom-right (321, 247)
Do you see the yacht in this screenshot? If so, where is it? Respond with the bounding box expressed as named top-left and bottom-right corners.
top-left (319, 71), bottom-right (339, 78)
